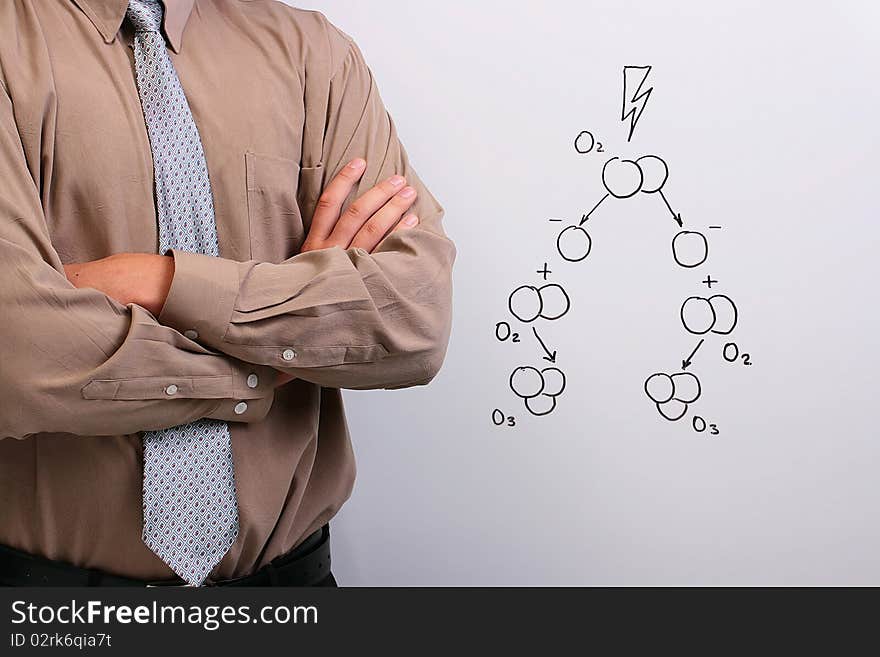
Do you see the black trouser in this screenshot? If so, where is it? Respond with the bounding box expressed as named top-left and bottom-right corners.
top-left (0, 572), bottom-right (338, 587)
top-left (0, 524), bottom-right (337, 587)
top-left (312, 572), bottom-right (338, 587)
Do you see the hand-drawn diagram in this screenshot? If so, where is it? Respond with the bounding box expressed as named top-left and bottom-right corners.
top-left (578, 154), bottom-right (684, 231)
top-left (557, 226), bottom-right (592, 263)
top-left (622, 66), bottom-right (654, 142)
top-left (574, 131), bottom-right (607, 155)
top-left (493, 66), bottom-right (754, 433)
top-left (644, 372), bottom-right (701, 421)
top-left (673, 231), bottom-right (709, 268)
top-left (681, 295), bottom-right (738, 336)
top-left (508, 284), bottom-right (571, 323)
top-left (510, 366), bottom-right (567, 417)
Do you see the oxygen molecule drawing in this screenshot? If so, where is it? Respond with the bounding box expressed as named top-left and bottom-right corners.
top-left (492, 65), bottom-right (754, 435)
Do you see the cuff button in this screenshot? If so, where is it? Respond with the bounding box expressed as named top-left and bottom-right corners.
top-left (234, 401), bottom-right (248, 415)
top-left (184, 329), bottom-right (199, 340)
top-left (165, 384), bottom-right (179, 395)
top-left (282, 348), bottom-right (297, 361)
top-left (246, 373), bottom-right (259, 388)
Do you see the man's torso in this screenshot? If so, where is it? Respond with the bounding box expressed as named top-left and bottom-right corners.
top-left (0, 0), bottom-right (357, 581)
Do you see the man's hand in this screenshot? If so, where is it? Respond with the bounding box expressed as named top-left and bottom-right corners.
top-left (64, 252), bottom-right (173, 318)
top-left (63, 158), bottom-right (415, 391)
top-left (275, 159), bottom-right (419, 389)
top-left (64, 254), bottom-right (295, 389)
top-left (301, 158), bottom-right (420, 254)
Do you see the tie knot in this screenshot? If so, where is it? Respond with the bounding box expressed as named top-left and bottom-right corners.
top-left (126, 0), bottom-right (163, 33)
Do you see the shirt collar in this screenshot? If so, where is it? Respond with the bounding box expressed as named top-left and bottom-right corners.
top-left (71, 0), bottom-right (195, 53)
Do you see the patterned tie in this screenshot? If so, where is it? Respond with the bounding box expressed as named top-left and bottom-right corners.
top-left (127, 0), bottom-right (238, 586)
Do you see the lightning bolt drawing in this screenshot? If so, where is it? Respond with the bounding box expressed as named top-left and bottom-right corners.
top-left (622, 65), bottom-right (654, 142)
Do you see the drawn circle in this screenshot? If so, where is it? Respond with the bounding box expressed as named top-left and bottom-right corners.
top-left (541, 368), bottom-right (566, 397)
top-left (709, 295), bottom-right (738, 335)
top-left (510, 367), bottom-right (545, 399)
top-left (602, 157), bottom-right (644, 199)
top-left (681, 297), bottom-right (716, 335)
top-left (525, 395), bottom-right (558, 417)
top-left (574, 131), bottom-right (595, 154)
top-left (557, 226), bottom-right (592, 263)
top-left (644, 373), bottom-right (675, 404)
top-left (636, 155), bottom-right (669, 194)
top-left (538, 284), bottom-right (571, 320)
top-left (671, 372), bottom-right (701, 404)
top-left (657, 399), bottom-right (688, 422)
top-left (672, 231), bottom-right (709, 269)
top-left (509, 286), bottom-right (543, 323)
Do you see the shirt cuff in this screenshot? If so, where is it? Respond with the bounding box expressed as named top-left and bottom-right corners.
top-left (158, 248), bottom-right (240, 346)
top-left (207, 360), bottom-right (277, 423)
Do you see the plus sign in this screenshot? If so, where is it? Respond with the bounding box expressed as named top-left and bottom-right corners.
top-left (702, 275), bottom-right (719, 289)
top-left (537, 263), bottom-right (552, 280)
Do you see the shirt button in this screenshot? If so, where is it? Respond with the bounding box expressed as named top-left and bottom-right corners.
top-left (282, 348), bottom-right (297, 361)
top-left (165, 384), bottom-right (179, 395)
top-left (234, 401), bottom-right (248, 415)
top-left (246, 373), bottom-right (259, 388)
top-left (184, 329), bottom-right (199, 340)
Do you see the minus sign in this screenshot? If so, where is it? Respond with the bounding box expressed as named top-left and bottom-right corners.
top-left (709, 226), bottom-right (723, 230)
top-left (549, 218), bottom-right (564, 222)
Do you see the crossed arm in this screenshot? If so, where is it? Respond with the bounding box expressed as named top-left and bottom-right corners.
top-left (63, 160), bottom-right (423, 387)
top-left (0, 36), bottom-right (454, 440)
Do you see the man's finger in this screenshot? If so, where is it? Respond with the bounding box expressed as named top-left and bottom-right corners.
top-left (326, 174), bottom-right (407, 246)
top-left (307, 158), bottom-right (367, 243)
top-left (390, 213), bottom-right (420, 236)
top-left (349, 186), bottom-right (418, 252)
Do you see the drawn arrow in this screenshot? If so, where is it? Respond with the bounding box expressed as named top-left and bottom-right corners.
top-left (681, 339), bottom-right (704, 370)
top-left (579, 194), bottom-right (610, 226)
top-left (532, 327), bottom-right (557, 363)
top-left (659, 190), bottom-right (684, 227)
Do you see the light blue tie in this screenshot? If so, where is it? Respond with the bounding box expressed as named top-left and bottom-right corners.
top-left (127, 0), bottom-right (238, 586)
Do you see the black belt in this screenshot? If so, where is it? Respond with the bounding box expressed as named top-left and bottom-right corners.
top-left (0, 524), bottom-right (331, 587)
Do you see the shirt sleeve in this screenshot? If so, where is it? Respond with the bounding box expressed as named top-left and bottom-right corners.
top-left (157, 36), bottom-right (456, 391)
top-left (0, 83), bottom-right (277, 441)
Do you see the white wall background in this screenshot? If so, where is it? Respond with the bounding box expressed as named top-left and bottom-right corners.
top-left (292, 0), bottom-right (880, 585)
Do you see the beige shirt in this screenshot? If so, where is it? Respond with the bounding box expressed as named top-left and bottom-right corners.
top-left (0, 0), bottom-right (454, 581)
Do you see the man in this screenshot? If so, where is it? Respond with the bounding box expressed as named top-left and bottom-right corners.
top-left (0, 0), bottom-right (454, 587)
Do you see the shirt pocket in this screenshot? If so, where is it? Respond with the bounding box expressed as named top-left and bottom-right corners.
top-left (296, 162), bottom-right (326, 235)
top-left (245, 151), bottom-right (305, 262)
